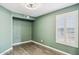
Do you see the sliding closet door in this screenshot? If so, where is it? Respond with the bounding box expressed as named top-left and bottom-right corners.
top-left (13, 19), bottom-right (32, 44)
top-left (13, 20), bottom-right (21, 43)
top-left (56, 10), bottom-right (78, 48)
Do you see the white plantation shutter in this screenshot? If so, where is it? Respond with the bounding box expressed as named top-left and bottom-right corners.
top-left (56, 10), bottom-right (78, 48)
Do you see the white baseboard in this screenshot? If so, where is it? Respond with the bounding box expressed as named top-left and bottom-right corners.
top-left (1, 40), bottom-right (71, 55)
top-left (0, 47), bottom-right (12, 55)
top-left (31, 41), bottom-right (71, 55)
top-left (12, 40), bottom-right (32, 46)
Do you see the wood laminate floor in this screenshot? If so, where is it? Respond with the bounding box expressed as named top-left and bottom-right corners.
top-left (6, 42), bottom-right (64, 55)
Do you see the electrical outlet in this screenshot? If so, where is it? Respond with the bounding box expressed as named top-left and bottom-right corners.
top-left (41, 40), bottom-right (44, 42)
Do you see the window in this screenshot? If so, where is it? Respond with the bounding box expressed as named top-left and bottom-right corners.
top-left (56, 10), bottom-right (78, 48)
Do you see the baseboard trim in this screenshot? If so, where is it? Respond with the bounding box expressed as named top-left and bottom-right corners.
top-left (12, 40), bottom-right (32, 46)
top-left (0, 47), bottom-right (12, 55)
top-left (32, 41), bottom-right (71, 55)
top-left (4, 40), bottom-right (71, 55)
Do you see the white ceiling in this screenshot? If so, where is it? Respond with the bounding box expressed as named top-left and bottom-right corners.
top-left (0, 3), bottom-right (75, 17)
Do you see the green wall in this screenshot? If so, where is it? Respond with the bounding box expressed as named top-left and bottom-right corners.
top-left (0, 6), bottom-right (32, 53)
top-left (12, 13), bottom-right (32, 44)
top-left (13, 19), bottom-right (32, 43)
top-left (0, 3), bottom-right (79, 55)
top-left (33, 4), bottom-right (79, 55)
top-left (0, 6), bottom-right (12, 53)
